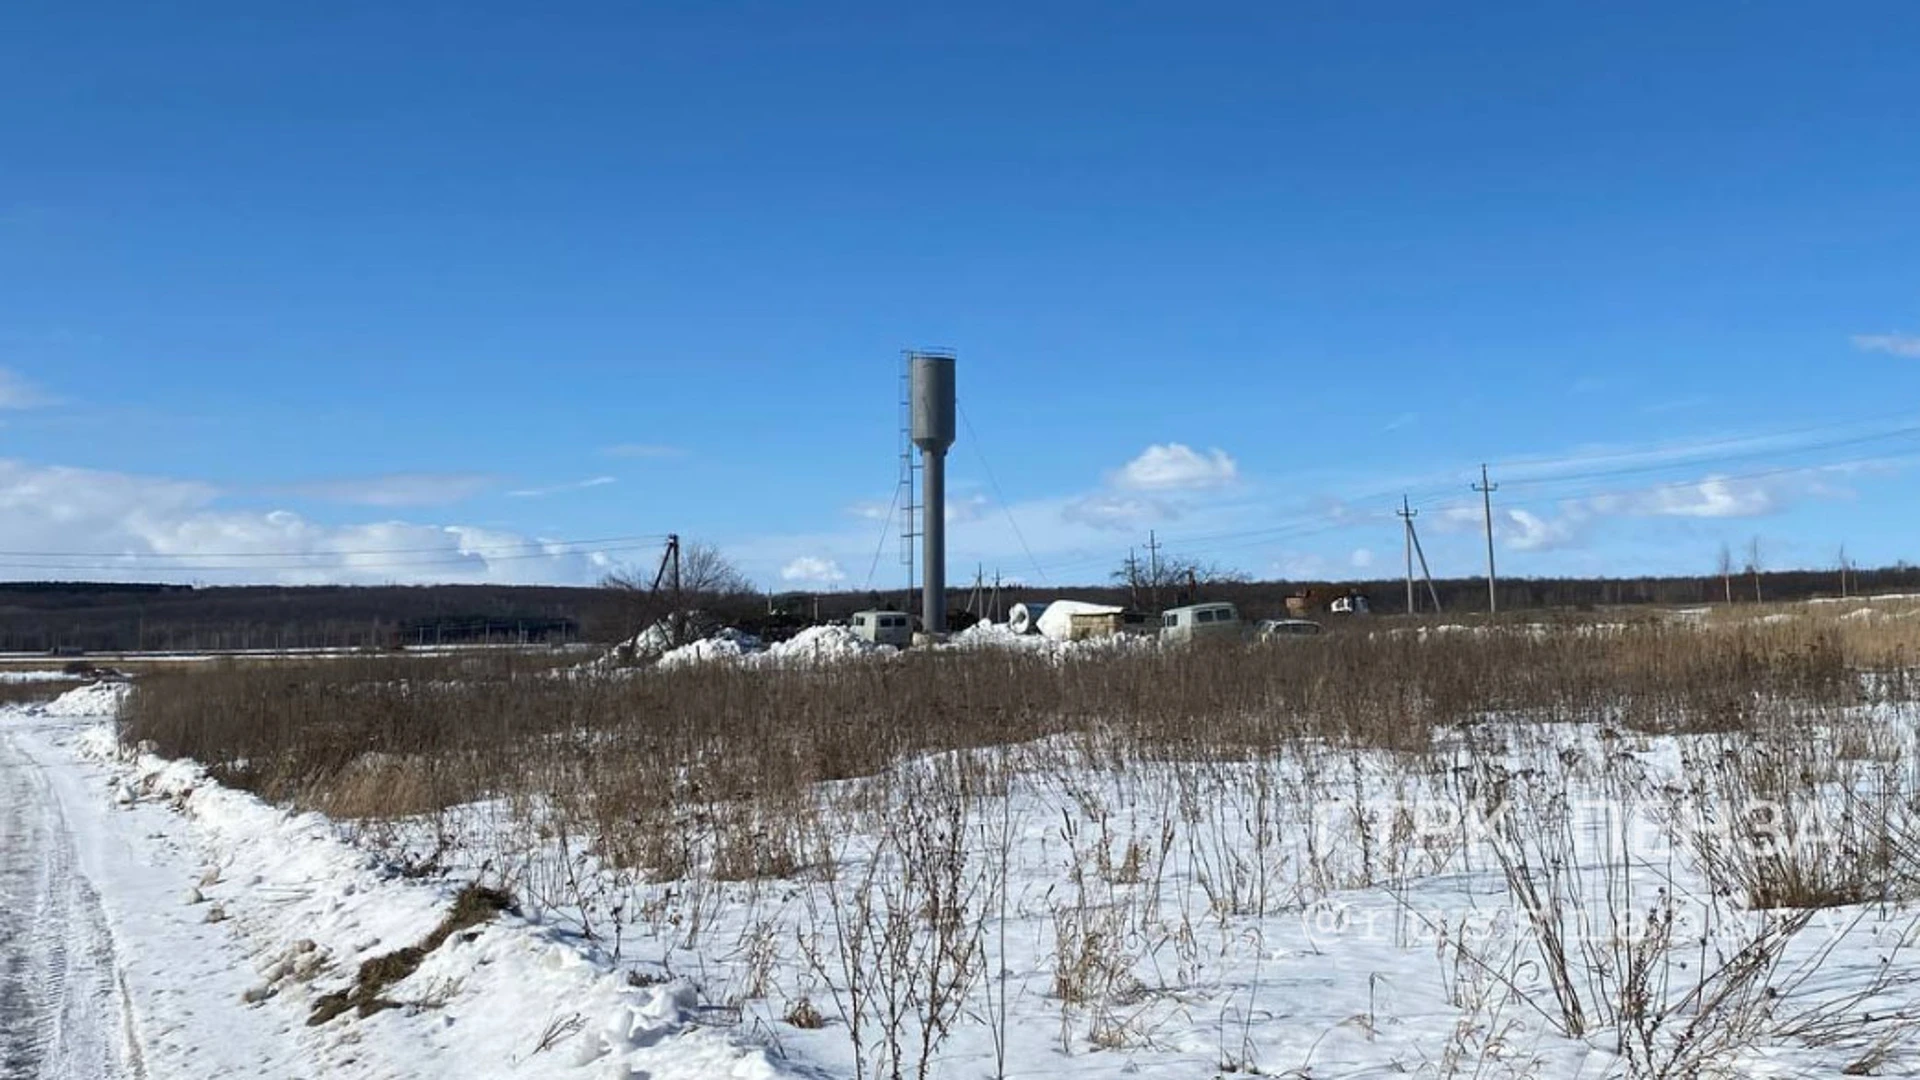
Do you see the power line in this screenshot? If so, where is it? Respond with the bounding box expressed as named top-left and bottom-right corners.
top-left (1488, 408), bottom-right (1920, 476)
top-left (958, 403), bottom-right (1049, 586)
top-left (861, 480), bottom-right (903, 591)
top-left (1496, 424), bottom-right (1920, 490)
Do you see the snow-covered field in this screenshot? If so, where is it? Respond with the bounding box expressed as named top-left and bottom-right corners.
top-left (17, 607), bottom-right (1920, 1079)
top-left (375, 708), bottom-right (1920, 1079)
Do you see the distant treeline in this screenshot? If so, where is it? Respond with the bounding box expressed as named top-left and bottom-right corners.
top-left (5, 564), bottom-right (1917, 653)
top-left (0, 583), bottom-right (631, 653)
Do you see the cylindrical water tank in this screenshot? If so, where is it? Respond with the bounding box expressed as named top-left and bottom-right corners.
top-left (1007, 602), bottom-right (1050, 635)
top-left (909, 351), bottom-right (956, 453)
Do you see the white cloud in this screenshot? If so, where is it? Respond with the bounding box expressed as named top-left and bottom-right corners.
top-left (1503, 508), bottom-right (1580, 552)
top-left (1060, 494), bottom-right (1177, 531)
top-left (1586, 475), bottom-right (1779, 519)
top-left (281, 472), bottom-right (497, 508)
top-left (1114, 443), bottom-right (1239, 491)
top-left (507, 476), bottom-right (617, 499)
top-left (0, 368), bottom-right (53, 409)
top-left (946, 492), bottom-right (991, 524)
top-left (1349, 547), bottom-right (1376, 569)
top-left (600, 443), bottom-right (687, 459)
top-left (780, 556), bottom-right (846, 584)
top-left (1431, 469), bottom-right (1826, 555)
top-left (0, 459), bottom-right (615, 585)
top-left (1852, 333), bottom-right (1920, 359)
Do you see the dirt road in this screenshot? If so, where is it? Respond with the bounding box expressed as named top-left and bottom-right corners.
top-left (0, 726), bottom-right (134, 1080)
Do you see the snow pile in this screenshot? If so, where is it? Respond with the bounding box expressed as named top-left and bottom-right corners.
top-left (42, 680), bottom-right (131, 718)
top-left (1033, 600), bottom-right (1126, 641)
top-left (758, 623), bottom-right (887, 665)
top-left (951, 620), bottom-right (1034, 648)
top-left (655, 627), bottom-right (762, 670)
top-left (604, 612), bottom-right (726, 664)
top-left (949, 618), bottom-right (1159, 660)
top-left (643, 624), bottom-right (897, 671)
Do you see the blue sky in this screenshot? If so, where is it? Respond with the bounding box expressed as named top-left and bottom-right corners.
top-left (2, 2), bottom-right (1918, 588)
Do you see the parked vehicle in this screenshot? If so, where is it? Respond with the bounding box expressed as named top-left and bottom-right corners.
top-left (848, 609), bottom-right (913, 647)
top-left (1159, 602), bottom-right (1243, 643)
top-left (1256, 618), bottom-right (1323, 640)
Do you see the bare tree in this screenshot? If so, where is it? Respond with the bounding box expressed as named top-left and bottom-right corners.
top-left (1838, 543), bottom-right (1852, 599)
top-left (1745, 536), bottom-right (1764, 604)
top-left (1717, 543), bottom-right (1734, 605)
top-left (604, 540), bottom-right (751, 597)
top-left (1109, 551), bottom-right (1246, 606)
top-left (603, 539), bottom-right (752, 651)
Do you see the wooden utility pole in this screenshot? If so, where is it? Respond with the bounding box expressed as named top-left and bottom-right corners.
top-left (1146, 530), bottom-right (1164, 611)
top-left (1474, 464), bottom-right (1499, 614)
top-left (1398, 496), bottom-right (1418, 614)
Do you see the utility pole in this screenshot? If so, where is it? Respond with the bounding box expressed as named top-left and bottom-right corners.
top-left (1146, 530), bottom-right (1163, 612)
top-left (670, 535), bottom-right (683, 637)
top-left (1398, 496), bottom-right (1418, 614)
top-left (1474, 464), bottom-right (1499, 614)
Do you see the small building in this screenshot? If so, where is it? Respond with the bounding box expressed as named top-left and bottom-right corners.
top-left (1160, 602), bottom-right (1243, 643)
top-left (1066, 610), bottom-right (1126, 641)
top-left (849, 610), bottom-right (914, 647)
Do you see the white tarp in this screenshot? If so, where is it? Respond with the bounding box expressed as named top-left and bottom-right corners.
top-left (1033, 600), bottom-right (1126, 641)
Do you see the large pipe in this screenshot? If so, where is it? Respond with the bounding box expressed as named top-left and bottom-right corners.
top-left (909, 351), bottom-right (956, 634)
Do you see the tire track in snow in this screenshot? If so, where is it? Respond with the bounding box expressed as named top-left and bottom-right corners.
top-left (0, 728), bottom-right (133, 1080)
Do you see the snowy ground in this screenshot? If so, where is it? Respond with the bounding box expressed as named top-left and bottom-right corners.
top-left (361, 699), bottom-right (1920, 1078)
top-left (14, 655), bottom-right (1920, 1079)
top-left (0, 685), bottom-right (788, 1080)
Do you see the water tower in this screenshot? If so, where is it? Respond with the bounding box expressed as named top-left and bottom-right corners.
top-left (909, 350), bottom-right (956, 634)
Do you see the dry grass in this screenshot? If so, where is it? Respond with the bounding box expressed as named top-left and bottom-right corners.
top-left (121, 618), bottom-right (1869, 819)
top-left (308, 883), bottom-right (512, 1025)
top-left (118, 611), bottom-right (1920, 1075)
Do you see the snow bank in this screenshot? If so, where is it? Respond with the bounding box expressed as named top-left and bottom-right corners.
top-left (72, 727), bottom-right (788, 1080)
top-left (42, 680), bottom-right (131, 718)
